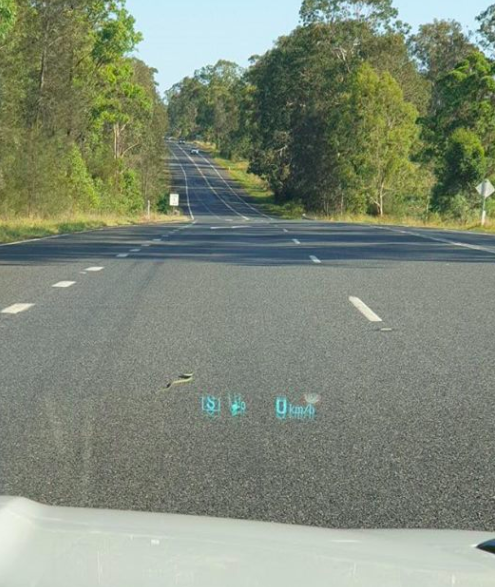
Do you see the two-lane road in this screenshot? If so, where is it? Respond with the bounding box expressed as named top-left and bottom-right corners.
top-left (0, 143), bottom-right (494, 531)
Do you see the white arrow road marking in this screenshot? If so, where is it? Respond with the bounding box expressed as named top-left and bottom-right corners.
top-left (2, 303), bottom-right (35, 315)
top-left (293, 239), bottom-right (301, 245)
top-left (349, 297), bottom-right (383, 323)
top-left (310, 255), bottom-right (322, 264)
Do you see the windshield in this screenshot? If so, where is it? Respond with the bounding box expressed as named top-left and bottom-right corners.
top-left (1, 0), bottom-right (494, 547)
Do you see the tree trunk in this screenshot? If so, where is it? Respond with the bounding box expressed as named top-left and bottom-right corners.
top-left (113, 123), bottom-right (120, 159)
top-left (378, 179), bottom-right (385, 217)
top-left (33, 46), bottom-right (47, 127)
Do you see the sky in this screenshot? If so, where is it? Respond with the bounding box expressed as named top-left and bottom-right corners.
top-left (126, 0), bottom-right (491, 93)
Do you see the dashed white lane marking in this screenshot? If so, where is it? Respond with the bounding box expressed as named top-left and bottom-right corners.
top-left (198, 152), bottom-right (273, 220)
top-left (142, 244), bottom-right (150, 247)
top-left (1, 303), bottom-right (35, 315)
top-left (283, 229), bottom-right (289, 233)
top-left (293, 239), bottom-right (301, 245)
top-left (52, 281), bottom-right (76, 288)
top-left (116, 254), bottom-right (129, 258)
top-left (179, 147), bottom-right (250, 221)
top-left (153, 239), bottom-right (162, 242)
top-left (310, 255), bottom-right (322, 264)
top-left (86, 267), bottom-right (104, 272)
top-left (130, 249), bottom-right (141, 253)
top-left (349, 297), bottom-right (383, 323)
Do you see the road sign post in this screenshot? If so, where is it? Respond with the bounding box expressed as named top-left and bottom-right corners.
top-left (170, 193), bottom-right (180, 208)
top-left (476, 180), bottom-right (495, 226)
top-left (482, 189), bottom-right (487, 226)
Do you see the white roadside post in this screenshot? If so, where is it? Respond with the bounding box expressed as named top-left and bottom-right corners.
top-left (147, 200), bottom-right (151, 220)
top-left (476, 179), bottom-right (495, 226)
top-left (170, 193), bottom-right (180, 215)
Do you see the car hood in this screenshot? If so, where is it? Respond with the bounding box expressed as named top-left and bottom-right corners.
top-left (0, 497), bottom-right (493, 586)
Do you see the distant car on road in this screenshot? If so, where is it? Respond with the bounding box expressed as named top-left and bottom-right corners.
top-left (190, 148), bottom-right (200, 155)
top-left (179, 139), bottom-right (186, 145)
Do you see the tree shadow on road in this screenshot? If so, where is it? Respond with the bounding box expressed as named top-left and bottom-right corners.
top-left (1, 225), bottom-right (494, 267)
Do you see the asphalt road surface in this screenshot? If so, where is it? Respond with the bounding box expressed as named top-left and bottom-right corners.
top-left (1, 142), bottom-right (495, 532)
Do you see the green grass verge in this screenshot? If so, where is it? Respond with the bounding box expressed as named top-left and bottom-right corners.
top-left (195, 142), bottom-right (304, 218)
top-left (195, 142), bottom-right (495, 232)
top-left (197, 143), bottom-right (306, 219)
top-left (308, 212), bottom-right (495, 234)
top-left (0, 212), bottom-right (188, 244)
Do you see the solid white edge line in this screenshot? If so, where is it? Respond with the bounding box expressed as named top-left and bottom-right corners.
top-left (310, 255), bottom-right (322, 264)
top-left (373, 226), bottom-right (495, 254)
top-left (1, 303), bottom-right (35, 315)
top-left (178, 146), bottom-right (249, 221)
top-left (349, 297), bottom-right (383, 323)
top-left (52, 281), bottom-right (76, 288)
top-left (199, 152), bottom-right (273, 221)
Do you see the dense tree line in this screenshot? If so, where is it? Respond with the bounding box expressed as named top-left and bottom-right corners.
top-left (0, 0), bottom-right (168, 217)
top-left (167, 0), bottom-right (495, 220)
